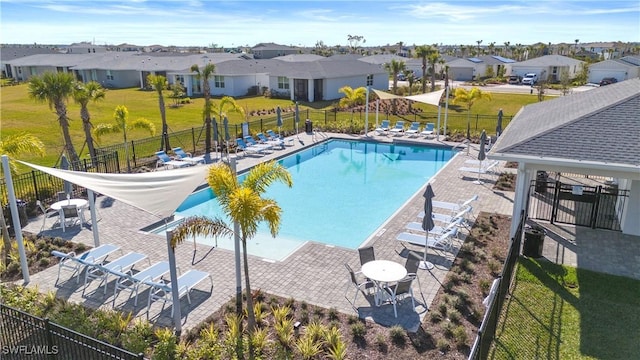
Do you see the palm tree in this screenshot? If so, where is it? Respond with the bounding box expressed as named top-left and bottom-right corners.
top-left (414, 45), bottom-right (432, 93)
top-left (191, 63), bottom-right (216, 153)
top-left (73, 81), bottom-right (106, 164)
top-left (452, 87), bottom-right (492, 140)
top-left (338, 85), bottom-right (367, 122)
top-left (383, 59), bottom-right (406, 95)
top-left (426, 47), bottom-right (441, 92)
top-left (172, 161), bottom-right (293, 359)
top-left (0, 133), bottom-right (45, 263)
top-left (27, 71), bottom-right (80, 166)
top-left (211, 96), bottom-right (245, 143)
top-left (94, 105), bottom-right (155, 172)
top-left (476, 40), bottom-right (483, 55)
top-left (147, 74), bottom-right (170, 152)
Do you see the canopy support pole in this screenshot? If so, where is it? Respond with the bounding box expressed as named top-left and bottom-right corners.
top-left (87, 189), bottom-right (100, 247)
top-left (2, 155), bottom-right (29, 284)
top-left (166, 229), bottom-right (182, 336)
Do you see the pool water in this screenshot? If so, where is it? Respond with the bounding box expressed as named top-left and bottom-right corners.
top-left (159, 140), bottom-right (454, 261)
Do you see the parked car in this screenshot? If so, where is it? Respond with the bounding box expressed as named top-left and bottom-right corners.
top-left (522, 73), bottom-right (538, 85)
top-left (599, 77), bottom-right (618, 86)
top-left (508, 75), bottom-right (521, 84)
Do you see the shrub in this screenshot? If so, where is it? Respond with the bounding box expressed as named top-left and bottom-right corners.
top-left (479, 278), bottom-right (491, 295)
top-left (389, 325), bottom-right (405, 345)
top-left (438, 302), bottom-right (448, 315)
top-left (375, 333), bottom-right (387, 351)
top-left (436, 338), bottom-right (450, 352)
top-left (350, 322), bottom-right (366, 338)
top-left (448, 309), bottom-right (462, 324)
top-left (488, 259), bottom-right (501, 274)
top-left (347, 315), bottom-right (359, 324)
top-left (122, 318), bottom-right (154, 355)
top-left (453, 326), bottom-right (469, 347)
top-left (327, 307), bottom-right (339, 321)
top-left (152, 328), bottom-right (178, 360)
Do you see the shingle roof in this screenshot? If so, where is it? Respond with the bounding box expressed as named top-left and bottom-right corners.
top-left (0, 46), bottom-right (60, 61)
top-left (513, 54), bottom-right (584, 67)
top-left (490, 78), bottom-right (640, 167)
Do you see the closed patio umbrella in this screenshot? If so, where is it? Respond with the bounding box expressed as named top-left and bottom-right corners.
top-left (223, 117), bottom-right (230, 160)
top-left (212, 118), bottom-right (219, 161)
top-left (496, 109), bottom-right (503, 137)
top-left (294, 102), bottom-right (300, 136)
top-left (420, 184), bottom-right (436, 270)
top-left (276, 106), bottom-right (283, 136)
top-left (474, 130), bottom-right (487, 185)
top-left (61, 154), bottom-right (72, 196)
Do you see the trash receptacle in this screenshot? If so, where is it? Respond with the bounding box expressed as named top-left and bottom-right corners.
top-left (305, 119), bottom-right (313, 134)
top-left (523, 226), bottom-right (545, 258)
top-left (4, 200), bottom-right (28, 236)
top-left (535, 171), bottom-right (548, 193)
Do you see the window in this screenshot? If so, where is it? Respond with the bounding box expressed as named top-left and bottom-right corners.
top-left (366, 74), bottom-right (373, 86)
top-left (175, 75), bottom-right (184, 85)
top-left (106, 70), bottom-right (114, 80)
top-left (278, 76), bottom-right (289, 89)
top-left (214, 75), bottom-right (225, 88)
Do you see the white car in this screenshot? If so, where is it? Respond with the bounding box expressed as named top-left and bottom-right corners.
top-left (522, 73), bottom-right (538, 85)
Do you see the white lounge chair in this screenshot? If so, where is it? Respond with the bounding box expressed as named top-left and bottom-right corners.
top-left (256, 132), bottom-right (284, 149)
top-left (459, 161), bottom-right (499, 175)
top-left (83, 252), bottom-right (149, 296)
top-left (235, 138), bottom-right (266, 157)
top-left (112, 261), bottom-right (172, 307)
top-left (396, 228), bottom-right (458, 252)
top-left (51, 244), bottom-right (121, 285)
top-left (244, 135), bottom-right (273, 152)
top-left (390, 121), bottom-right (405, 136)
top-left (405, 122), bottom-right (420, 137)
top-left (405, 217), bottom-right (464, 237)
top-left (172, 147), bottom-right (206, 165)
top-left (375, 120), bottom-right (390, 135)
top-left (421, 123), bottom-right (435, 138)
top-left (266, 130), bottom-right (294, 146)
top-left (418, 206), bottom-right (474, 225)
top-left (145, 269), bottom-right (213, 317)
top-left (432, 194), bottom-right (479, 214)
top-left (156, 151), bottom-right (191, 170)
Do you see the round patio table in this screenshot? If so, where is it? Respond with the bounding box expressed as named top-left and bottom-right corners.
top-left (361, 260), bottom-right (407, 306)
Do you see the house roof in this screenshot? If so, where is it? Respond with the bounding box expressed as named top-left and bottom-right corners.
top-left (0, 46), bottom-right (60, 62)
top-left (489, 78), bottom-right (640, 168)
top-left (252, 43), bottom-right (296, 51)
top-left (274, 54), bottom-right (324, 62)
top-left (512, 54), bottom-right (584, 67)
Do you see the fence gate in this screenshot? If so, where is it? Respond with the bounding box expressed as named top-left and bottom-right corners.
top-left (528, 177), bottom-right (628, 231)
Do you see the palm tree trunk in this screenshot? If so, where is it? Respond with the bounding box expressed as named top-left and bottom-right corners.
top-left (56, 102), bottom-right (80, 167)
top-left (81, 106), bottom-right (98, 166)
top-left (242, 238), bottom-right (256, 360)
top-left (159, 95), bottom-right (170, 152)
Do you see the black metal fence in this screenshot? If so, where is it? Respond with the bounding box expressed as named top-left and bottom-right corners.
top-left (0, 304), bottom-right (143, 360)
top-left (0, 151), bottom-right (119, 216)
top-left (468, 210), bottom-right (525, 360)
top-left (528, 176), bottom-right (628, 231)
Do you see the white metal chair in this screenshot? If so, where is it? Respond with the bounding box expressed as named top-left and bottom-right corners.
top-left (36, 200), bottom-right (59, 232)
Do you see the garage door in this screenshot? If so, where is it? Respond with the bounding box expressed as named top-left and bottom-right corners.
top-left (588, 69), bottom-right (626, 84)
top-left (450, 67), bottom-right (474, 81)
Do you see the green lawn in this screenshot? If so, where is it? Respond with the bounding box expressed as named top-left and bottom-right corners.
top-left (490, 257), bottom-right (640, 359)
top-left (1, 83), bottom-right (544, 170)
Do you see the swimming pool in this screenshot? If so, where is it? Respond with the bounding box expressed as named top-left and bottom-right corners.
top-left (158, 139), bottom-right (454, 260)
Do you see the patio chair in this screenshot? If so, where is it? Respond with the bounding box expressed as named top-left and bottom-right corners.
top-left (421, 123), bottom-right (435, 138)
top-left (458, 161), bottom-right (500, 176)
top-left (57, 191), bottom-right (68, 201)
top-left (344, 263), bottom-right (375, 306)
top-left (419, 206), bottom-right (474, 230)
top-left (235, 138), bottom-right (264, 157)
top-left (112, 261), bottom-right (173, 307)
top-left (244, 135), bottom-right (273, 153)
top-left (256, 132), bottom-right (284, 149)
top-left (266, 130), bottom-right (294, 146)
top-left (383, 276), bottom-right (416, 318)
top-left (395, 228), bottom-right (459, 252)
top-left (405, 122), bottom-right (421, 137)
top-left (375, 120), bottom-right (390, 135)
top-left (403, 255), bottom-right (424, 298)
top-left (36, 200), bottom-right (59, 232)
top-left (82, 251), bottom-right (149, 296)
top-left (389, 121), bottom-right (405, 136)
top-left (60, 204), bottom-right (85, 232)
top-left (404, 216), bottom-right (464, 237)
top-left (432, 194), bottom-right (479, 214)
top-left (51, 243), bottom-right (121, 285)
top-left (172, 147), bottom-right (206, 165)
top-left (155, 151), bottom-right (191, 170)
top-left (145, 269), bottom-right (213, 317)
top-left (358, 246), bottom-right (376, 265)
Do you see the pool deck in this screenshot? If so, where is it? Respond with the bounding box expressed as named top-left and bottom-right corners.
top-left (18, 130), bottom-right (516, 332)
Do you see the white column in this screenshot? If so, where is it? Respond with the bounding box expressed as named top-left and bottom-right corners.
top-left (510, 163), bottom-right (532, 238)
top-left (364, 86), bottom-right (370, 136)
top-left (1, 155), bottom-right (29, 283)
top-left (87, 189), bottom-right (100, 247)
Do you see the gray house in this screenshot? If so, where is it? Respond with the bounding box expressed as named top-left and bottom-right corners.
top-left (0, 46), bottom-right (61, 79)
top-left (587, 56), bottom-right (640, 84)
top-left (489, 78), bottom-right (640, 237)
top-left (251, 43), bottom-right (299, 59)
top-left (446, 55), bottom-right (516, 81)
top-left (507, 54), bottom-right (585, 82)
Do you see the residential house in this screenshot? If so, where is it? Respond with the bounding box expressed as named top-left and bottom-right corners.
top-left (251, 43), bottom-right (299, 59)
top-left (0, 45), bottom-right (61, 79)
top-left (445, 55), bottom-right (515, 81)
top-left (489, 78), bottom-right (640, 237)
top-left (508, 54), bottom-right (585, 82)
top-left (588, 56), bottom-right (640, 84)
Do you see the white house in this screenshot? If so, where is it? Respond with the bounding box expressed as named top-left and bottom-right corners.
top-left (587, 56), bottom-right (640, 84)
top-left (508, 55), bottom-right (585, 82)
top-left (446, 55), bottom-right (516, 81)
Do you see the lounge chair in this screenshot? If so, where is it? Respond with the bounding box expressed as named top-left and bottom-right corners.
top-left (172, 147), bottom-right (206, 165)
top-left (432, 194), bottom-right (479, 214)
top-left (396, 228), bottom-right (458, 252)
top-left (83, 252), bottom-right (149, 296)
top-left (112, 261), bottom-right (172, 307)
top-left (235, 138), bottom-right (264, 157)
top-left (155, 151), bottom-right (191, 170)
top-left (244, 135), bottom-right (273, 153)
top-left (405, 122), bottom-right (420, 137)
top-left (51, 244), bottom-right (120, 285)
top-left (418, 206), bottom-right (474, 225)
top-left (421, 123), bottom-right (435, 138)
top-left (145, 269), bottom-right (213, 317)
top-left (256, 132), bottom-right (284, 149)
top-left (389, 121), bottom-right (405, 136)
top-left (405, 217), bottom-right (464, 237)
top-left (459, 161), bottom-right (499, 176)
top-left (267, 129), bottom-right (294, 146)
top-left (375, 120), bottom-right (390, 135)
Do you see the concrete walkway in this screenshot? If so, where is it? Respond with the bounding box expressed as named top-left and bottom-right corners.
top-left (18, 130), bottom-right (517, 332)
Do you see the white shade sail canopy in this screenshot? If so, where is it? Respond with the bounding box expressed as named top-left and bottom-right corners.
top-left (372, 89), bottom-right (404, 100)
top-left (19, 161), bottom-right (208, 219)
top-left (405, 89), bottom-right (445, 107)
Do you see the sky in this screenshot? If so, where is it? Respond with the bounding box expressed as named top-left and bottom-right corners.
top-left (1, 0), bottom-right (639, 48)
